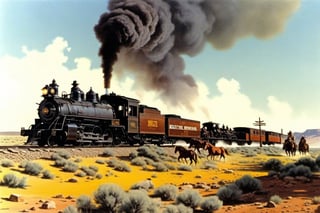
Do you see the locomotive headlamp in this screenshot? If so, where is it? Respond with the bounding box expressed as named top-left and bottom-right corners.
top-left (49, 88), bottom-right (55, 95)
top-left (42, 85), bottom-right (49, 96)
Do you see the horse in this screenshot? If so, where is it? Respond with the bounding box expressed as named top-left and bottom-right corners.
top-left (203, 142), bottom-right (229, 161)
top-left (188, 138), bottom-right (208, 154)
top-left (283, 139), bottom-right (297, 156)
top-left (298, 137), bottom-right (309, 155)
top-left (174, 146), bottom-right (198, 165)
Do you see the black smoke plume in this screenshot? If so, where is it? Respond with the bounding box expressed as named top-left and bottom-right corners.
top-left (94, 0), bottom-right (300, 108)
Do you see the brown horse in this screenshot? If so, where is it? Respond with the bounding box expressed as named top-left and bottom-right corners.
top-left (204, 142), bottom-right (229, 161)
top-left (283, 139), bottom-right (297, 156)
top-left (298, 137), bottom-right (309, 155)
top-left (188, 138), bottom-right (207, 154)
top-left (174, 145), bottom-right (198, 165)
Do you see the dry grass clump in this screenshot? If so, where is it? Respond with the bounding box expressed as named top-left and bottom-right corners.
top-left (153, 184), bottom-right (178, 201)
top-left (1, 173), bottom-right (27, 188)
top-left (23, 161), bottom-right (43, 176)
top-left (0, 159), bottom-right (15, 168)
top-left (106, 157), bottom-right (131, 172)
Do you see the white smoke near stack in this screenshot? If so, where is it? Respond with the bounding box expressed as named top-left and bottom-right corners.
top-left (94, 0), bottom-right (300, 110)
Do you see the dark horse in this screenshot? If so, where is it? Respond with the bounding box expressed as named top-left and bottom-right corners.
top-left (204, 142), bottom-right (229, 161)
top-left (174, 146), bottom-right (198, 165)
top-left (283, 139), bottom-right (297, 156)
top-left (188, 138), bottom-right (207, 154)
top-left (298, 137), bottom-right (309, 155)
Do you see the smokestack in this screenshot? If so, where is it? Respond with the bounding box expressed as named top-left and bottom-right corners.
top-left (94, 0), bottom-right (300, 108)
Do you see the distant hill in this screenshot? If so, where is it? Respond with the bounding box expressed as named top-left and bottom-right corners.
top-left (294, 129), bottom-right (320, 146)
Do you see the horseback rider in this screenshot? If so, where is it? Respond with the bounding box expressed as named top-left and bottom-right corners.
top-left (287, 131), bottom-right (295, 142)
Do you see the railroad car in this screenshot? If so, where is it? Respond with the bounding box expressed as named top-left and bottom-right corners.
top-left (265, 131), bottom-right (283, 145)
top-left (165, 114), bottom-right (200, 143)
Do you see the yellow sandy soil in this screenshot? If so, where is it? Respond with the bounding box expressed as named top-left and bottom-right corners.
top-left (0, 150), bottom-right (298, 213)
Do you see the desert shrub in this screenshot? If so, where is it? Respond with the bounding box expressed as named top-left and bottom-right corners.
top-left (312, 196), bottom-right (320, 204)
top-left (153, 184), bottom-right (178, 201)
top-left (52, 150), bottom-right (71, 160)
top-left (1, 173), bottom-right (27, 188)
top-left (152, 162), bottom-right (168, 172)
top-left (62, 161), bottom-right (79, 173)
top-left (95, 159), bottom-right (105, 164)
top-left (177, 165), bottom-right (192, 172)
top-left (107, 158), bottom-right (131, 172)
top-left (94, 183), bottom-right (125, 212)
top-left (131, 157), bottom-right (147, 167)
top-left (262, 158), bottom-right (283, 172)
top-left (279, 163), bottom-right (296, 177)
top-left (118, 190), bottom-right (160, 213)
top-left (75, 171), bottom-right (87, 177)
top-left (101, 149), bottom-right (115, 157)
top-left (42, 170), bottom-right (55, 179)
top-left (53, 157), bottom-right (68, 168)
top-left (1, 159), bottom-right (15, 168)
top-left (235, 175), bottom-right (262, 194)
top-left (62, 206), bottom-right (78, 213)
top-left (136, 146), bottom-right (160, 162)
top-left (76, 195), bottom-right (94, 212)
top-left (269, 195), bottom-right (282, 204)
top-left (201, 161), bottom-right (217, 170)
top-left (130, 180), bottom-right (154, 191)
top-left (129, 151), bottom-right (138, 159)
top-left (175, 189), bottom-right (201, 209)
top-left (24, 161), bottom-right (43, 176)
top-left (164, 163), bottom-right (176, 170)
top-left (80, 166), bottom-right (97, 176)
top-left (200, 196), bottom-right (223, 212)
top-left (162, 204), bottom-right (193, 213)
top-left (286, 164), bottom-right (313, 178)
top-left (217, 183), bottom-right (242, 204)
top-left (295, 157), bottom-right (319, 172)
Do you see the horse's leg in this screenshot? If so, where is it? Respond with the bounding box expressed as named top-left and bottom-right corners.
top-left (184, 157), bottom-right (188, 164)
top-left (189, 157), bottom-right (193, 165)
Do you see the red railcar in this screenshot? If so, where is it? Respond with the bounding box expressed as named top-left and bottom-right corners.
top-left (165, 114), bottom-right (200, 141)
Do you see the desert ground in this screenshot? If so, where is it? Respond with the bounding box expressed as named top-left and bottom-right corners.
top-left (0, 135), bottom-right (320, 213)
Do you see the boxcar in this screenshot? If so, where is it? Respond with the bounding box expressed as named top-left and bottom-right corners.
top-left (165, 114), bottom-right (200, 141)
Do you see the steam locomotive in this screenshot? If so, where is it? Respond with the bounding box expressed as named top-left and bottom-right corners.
top-left (21, 79), bottom-right (284, 147)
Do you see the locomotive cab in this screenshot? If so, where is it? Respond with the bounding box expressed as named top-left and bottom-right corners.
top-left (101, 93), bottom-right (140, 144)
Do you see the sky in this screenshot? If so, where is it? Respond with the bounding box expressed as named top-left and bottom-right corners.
top-left (0, 0), bottom-right (319, 134)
